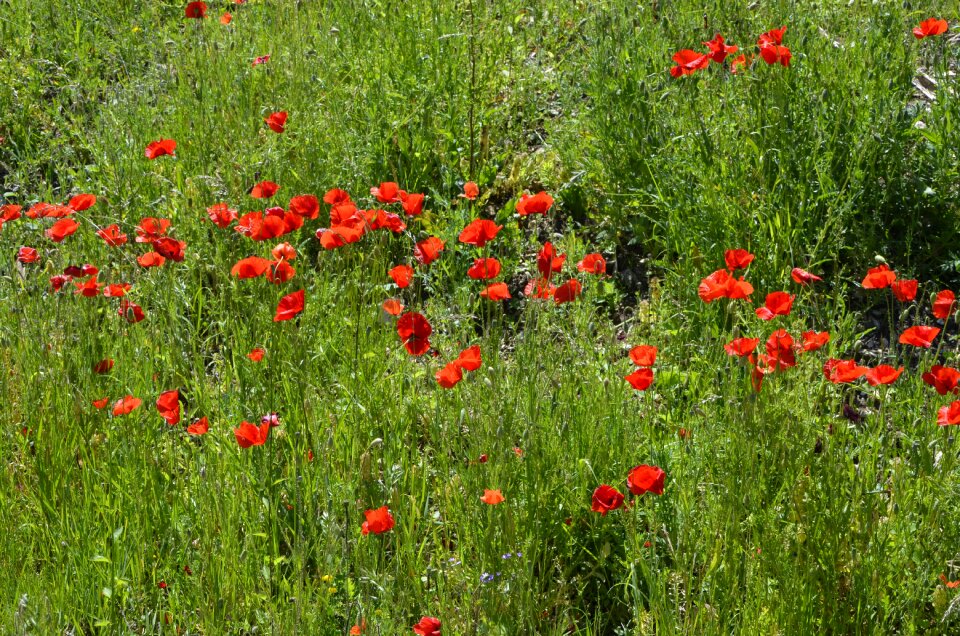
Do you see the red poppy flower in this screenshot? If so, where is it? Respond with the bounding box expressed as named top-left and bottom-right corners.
top-left (93, 359), bottom-right (114, 374)
top-left (205, 203), bottom-right (237, 228)
top-left (102, 283), bottom-right (132, 298)
top-left (625, 368), bottom-right (654, 391)
top-left (914, 18), bottom-right (948, 39)
top-left (119, 300), bottom-right (145, 323)
top-left (400, 192), bottom-right (425, 216)
top-left (724, 337), bottom-right (759, 357)
top-left (755, 292), bottom-right (795, 320)
top-left (397, 312), bottom-right (432, 356)
top-left (382, 299), bottom-right (404, 316)
top-left (791, 267), bottom-right (822, 285)
top-left (759, 45), bottom-right (792, 66)
top-left (324, 188), bottom-right (352, 206)
top-left (456, 345), bottom-right (482, 371)
top-left (250, 181), bottom-right (280, 199)
top-left (629, 345), bottom-right (657, 367)
top-left (468, 258), bottom-right (501, 280)
top-left (152, 237), bottom-right (186, 262)
top-left (247, 347), bottom-right (265, 362)
top-left (50, 275), bottom-right (71, 292)
top-left (46, 218), bottom-right (79, 243)
top-left (758, 26), bottom-right (787, 47)
top-left (136, 217), bottom-right (171, 243)
top-left (724, 249), bottom-right (754, 271)
top-left (922, 366), bottom-right (960, 395)
top-left (462, 181), bottom-right (479, 200)
top-left (271, 242), bottom-right (297, 262)
top-left (524, 278), bottom-right (556, 300)
top-left (274, 289), bottom-right (305, 322)
top-left (74, 277), bottom-right (104, 297)
top-left (899, 325), bottom-right (940, 348)
top-left (68, 194), bottom-right (97, 212)
top-left (862, 264), bottom-right (896, 289)
top-left (933, 290), bottom-right (956, 320)
top-left (591, 484), bottom-right (625, 515)
top-left (799, 330), bottom-right (830, 352)
top-left (138, 252), bottom-right (166, 268)
top-left (670, 49), bottom-right (710, 77)
top-left (185, 1), bottom-right (207, 18)
top-left (349, 619), bottom-right (367, 635)
top-left (112, 395), bottom-right (142, 416)
top-left (264, 111), bottom-right (287, 133)
top-left (515, 191), bottom-right (554, 216)
top-left (389, 265), bottom-right (414, 288)
top-left (480, 489), bottom-right (505, 505)
top-left (480, 282), bottom-right (511, 301)
top-left (27, 202), bottom-right (72, 219)
top-left (698, 269), bottom-right (753, 302)
top-left (16, 246), bottom-right (38, 264)
top-left (704, 34), bottom-right (738, 63)
top-left (536, 242), bottom-right (566, 281)
top-left (288, 194), bottom-right (319, 219)
top-left (412, 616), bottom-right (442, 636)
top-left (577, 253), bottom-right (606, 275)
top-left (940, 574), bottom-right (960, 589)
top-left (435, 362), bottom-right (464, 388)
top-left (156, 390), bottom-right (180, 426)
top-left (220, 12), bottom-right (231, 24)
top-left (554, 279), bottom-right (582, 304)
top-left (627, 465), bottom-right (665, 496)
top-left (891, 279), bottom-right (918, 302)
top-left (145, 139), bottom-right (176, 159)
top-left (360, 506), bottom-right (395, 534)
top-left (865, 365), bottom-right (903, 386)
top-left (234, 420), bottom-right (270, 447)
top-left (187, 417), bottom-right (209, 435)
top-left (368, 209), bottom-right (406, 233)
top-left (370, 182), bottom-right (401, 203)
top-left (1, 204), bottom-right (22, 225)
top-left (414, 236), bottom-right (445, 265)
top-left (96, 224), bottom-right (128, 247)
top-left (938, 402), bottom-right (960, 426)
top-left (458, 219), bottom-right (503, 247)
top-left (764, 330), bottom-right (796, 370)
top-left (92, 397), bottom-right (110, 410)
top-left (252, 55), bottom-right (270, 66)
top-left (826, 359), bottom-right (868, 384)
top-left (266, 260), bottom-right (296, 284)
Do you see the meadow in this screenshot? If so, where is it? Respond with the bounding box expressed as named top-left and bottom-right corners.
top-left (2, 1), bottom-right (960, 634)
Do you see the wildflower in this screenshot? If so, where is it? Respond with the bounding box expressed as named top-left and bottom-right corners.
top-left (914, 18), bottom-right (948, 39)
top-left (591, 484), bottom-right (625, 515)
top-left (361, 506), bottom-right (395, 535)
top-left (627, 465), bottom-right (665, 495)
top-left (144, 139), bottom-right (176, 159)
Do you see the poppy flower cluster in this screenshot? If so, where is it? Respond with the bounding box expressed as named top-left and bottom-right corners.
top-left (671, 27), bottom-right (792, 77)
top-left (592, 464), bottom-right (665, 515)
top-left (625, 344), bottom-right (656, 391)
top-left (435, 345), bottom-right (482, 388)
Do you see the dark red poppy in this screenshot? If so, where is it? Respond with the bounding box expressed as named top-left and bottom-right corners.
top-left (400, 192), bottom-right (425, 216)
top-left (625, 368), bottom-right (654, 391)
top-left (250, 181), bottom-right (280, 199)
top-left (93, 359), bottom-right (114, 374)
top-left (96, 224), bottom-right (128, 247)
top-left (397, 312), bottom-right (432, 356)
top-left (458, 219), bottom-right (503, 247)
top-left (799, 330), bottom-right (830, 352)
top-left (414, 237), bottom-right (445, 265)
top-left (591, 484), bottom-right (625, 515)
top-left (435, 362), bottom-right (464, 388)
top-left (68, 194), bottom-right (96, 212)
top-left (156, 390), bottom-right (180, 426)
top-left (755, 292), bottom-right (794, 320)
top-left (16, 246), bottom-right (38, 264)
top-left (629, 345), bottom-right (657, 367)
top-left (791, 267), bottom-right (822, 285)
top-left (234, 421), bottom-right (270, 447)
top-left (899, 325), bottom-right (940, 348)
top-left (389, 265), bottom-right (414, 288)
top-left (536, 242), bottom-right (565, 280)
top-left (138, 252), bottom-right (166, 268)
top-left (704, 34), bottom-right (738, 63)
top-left (274, 289), bottom-right (305, 322)
top-left (914, 18), bottom-right (948, 39)
top-left (554, 279), bottom-right (582, 304)
top-left (938, 402), bottom-right (960, 426)
top-left (862, 264), bottom-right (896, 289)
top-left (577, 253), bottom-right (606, 275)
top-left (370, 182), bottom-right (401, 203)
top-left (46, 218), bottom-right (79, 243)
top-left (462, 182), bottom-right (479, 200)
top-left (724, 337), bottom-right (759, 357)
top-left (891, 279), bottom-right (918, 302)
top-left (468, 258), bottom-right (501, 280)
top-left (50, 275), bottom-right (71, 292)
top-left (185, 1), bottom-right (207, 18)
top-left (187, 417), bottom-right (209, 435)
top-left (152, 237), bottom-right (186, 262)
top-left (481, 282), bottom-right (511, 301)
top-left (412, 617), bottom-right (441, 636)
top-left (144, 139), bottom-right (176, 159)
top-left (923, 366), bottom-right (960, 395)
top-left (933, 290), bottom-right (956, 320)
top-left (515, 191), bottom-right (554, 216)
top-left (112, 395), bottom-right (142, 416)
top-left (361, 506), bottom-right (395, 534)
top-left (119, 300), bottom-right (145, 323)
top-left (866, 365), bottom-right (903, 386)
top-left (136, 217), bottom-right (171, 243)
top-left (724, 249), bottom-right (754, 271)
top-left (288, 194), bottom-right (319, 219)
top-left (264, 111), bottom-right (287, 133)
top-left (627, 465), bottom-right (665, 495)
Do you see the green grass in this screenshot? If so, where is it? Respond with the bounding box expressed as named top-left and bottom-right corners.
top-left (2, 1), bottom-right (960, 634)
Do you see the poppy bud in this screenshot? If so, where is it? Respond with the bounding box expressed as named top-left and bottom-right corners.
top-left (360, 451), bottom-right (372, 482)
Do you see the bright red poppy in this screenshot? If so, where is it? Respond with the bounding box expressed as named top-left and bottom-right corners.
top-left (755, 291), bottom-right (795, 320)
top-left (118, 300), bottom-right (145, 323)
top-left (554, 279), bottom-right (582, 304)
top-left (670, 49), bottom-right (710, 77)
top-left (938, 402), bottom-right (960, 426)
top-left (145, 139), bottom-right (176, 159)
top-left (46, 218), bottom-right (79, 243)
top-left (220, 12), bottom-right (231, 24)
top-left (185, 1), bottom-right (207, 18)
top-left (92, 397), bottom-right (110, 410)
top-left (891, 279), bottom-right (918, 302)
top-left (435, 362), bottom-right (464, 388)
top-left (826, 359), bottom-right (868, 384)
top-left (704, 34), bottom-right (738, 63)
top-left (112, 395), bottom-right (142, 416)
top-left (317, 214), bottom-right (366, 249)
top-left (250, 181), bottom-right (280, 199)
top-left (136, 217), bottom-right (171, 243)
top-left (862, 264), bottom-right (896, 289)
top-left (515, 191), bottom-right (554, 216)
top-left (400, 192), bottom-right (425, 216)
top-left (382, 299), bottom-right (404, 316)
top-left (480, 489), bottom-right (505, 505)
top-left (724, 249), bottom-right (754, 271)
top-left (68, 194), bottom-right (97, 212)
top-left (74, 277), bottom-right (104, 297)
top-left (156, 390), bottom-right (180, 426)
top-left (481, 282), bottom-right (511, 301)
top-left (591, 484), bottom-right (625, 515)
top-left (16, 246), bottom-right (38, 264)
top-left (758, 26), bottom-right (787, 47)
top-left (206, 203), bottom-right (238, 228)
top-left (923, 366), bottom-right (960, 395)
top-left (791, 267), bottom-right (822, 285)
top-left (138, 252), bottom-right (166, 268)
top-left (468, 258), bottom-right (501, 280)
top-left (456, 345), bottom-right (482, 371)
top-left (187, 417), bottom-right (209, 435)
top-left (462, 181), bottom-right (479, 200)
top-left (629, 345), bottom-right (657, 367)
top-left (266, 260), bottom-right (296, 284)
top-left (577, 253), bottom-right (606, 275)
top-left (537, 242), bottom-right (566, 280)
top-left (247, 347), bottom-right (265, 362)
top-left (899, 325), bottom-right (940, 348)
top-left (414, 237), bottom-right (445, 265)
top-left (397, 312), bottom-right (432, 356)
top-left (799, 330), bottom-right (830, 352)
top-left (412, 616), bottom-right (442, 636)
top-left (102, 283), bottom-right (132, 298)
top-left (371, 182), bottom-right (401, 204)
top-left (96, 224), bottom-right (128, 247)
top-left (759, 45), bottom-right (791, 66)
top-left (724, 337), bottom-right (759, 357)
top-left (698, 268), bottom-right (731, 302)
top-left (152, 237), bottom-right (186, 262)
top-left (866, 365), bottom-right (903, 386)
top-left (264, 111), bottom-right (287, 133)
top-left (764, 329), bottom-right (796, 370)
top-left (361, 506), bottom-right (395, 534)
top-left (914, 18), bottom-right (948, 39)
top-left (389, 264), bottom-right (414, 288)
top-left (234, 421), bottom-right (270, 447)
top-left (274, 289), bottom-right (305, 322)
top-left (458, 219), bottom-right (502, 247)
top-left (324, 188), bottom-right (352, 206)
top-left (288, 195), bottom-right (319, 219)
top-left (627, 465), bottom-right (665, 495)
top-left (625, 368), bottom-right (654, 391)
top-left (933, 290), bottom-right (956, 320)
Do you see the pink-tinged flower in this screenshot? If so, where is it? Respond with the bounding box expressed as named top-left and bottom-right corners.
top-left (252, 55), bottom-right (271, 67)
top-left (937, 401), bottom-right (960, 426)
top-left (791, 267), bottom-right (822, 285)
top-left (16, 246), bottom-right (39, 264)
